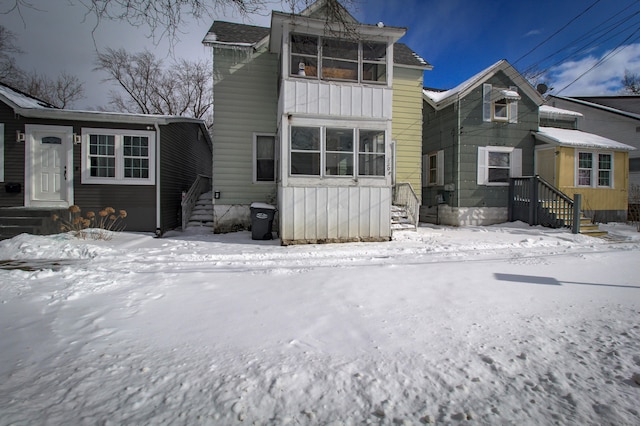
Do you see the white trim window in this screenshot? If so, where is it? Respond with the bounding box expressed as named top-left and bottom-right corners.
top-left (254, 133), bottom-right (276, 183)
top-left (483, 84), bottom-right (519, 123)
top-left (477, 146), bottom-right (522, 186)
top-left (290, 34), bottom-right (388, 84)
top-left (576, 151), bottom-right (613, 188)
top-left (423, 150), bottom-right (444, 186)
top-left (290, 126), bottom-right (385, 177)
top-left (81, 128), bottom-right (155, 185)
top-left (0, 123), bottom-right (4, 182)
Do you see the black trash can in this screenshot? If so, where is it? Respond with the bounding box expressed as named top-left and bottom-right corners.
top-left (250, 202), bottom-right (276, 240)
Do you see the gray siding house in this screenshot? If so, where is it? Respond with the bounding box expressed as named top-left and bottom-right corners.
top-left (421, 60), bottom-right (544, 226)
top-left (0, 83), bottom-right (212, 238)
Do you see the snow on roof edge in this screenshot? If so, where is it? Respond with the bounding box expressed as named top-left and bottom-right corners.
top-left (536, 126), bottom-right (635, 151)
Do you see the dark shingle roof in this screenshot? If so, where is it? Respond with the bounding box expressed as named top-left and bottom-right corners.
top-left (574, 96), bottom-right (640, 115)
top-left (394, 43), bottom-right (431, 68)
top-left (205, 21), bottom-right (430, 68)
top-left (206, 21), bottom-right (270, 45)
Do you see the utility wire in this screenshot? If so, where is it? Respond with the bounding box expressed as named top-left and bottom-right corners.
top-left (555, 29), bottom-right (640, 94)
top-left (522, 3), bottom-right (640, 76)
top-left (513, 0), bottom-right (602, 65)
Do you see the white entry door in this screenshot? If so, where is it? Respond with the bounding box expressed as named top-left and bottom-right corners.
top-left (26, 125), bottom-right (73, 207)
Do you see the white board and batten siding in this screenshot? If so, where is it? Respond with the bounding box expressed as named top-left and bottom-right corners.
top-left (279, 78), bottom-right (394, 244)
top-left (279, 186), bottom-right (392, 243)
top-left (282, 79), bottom-right (392, 119)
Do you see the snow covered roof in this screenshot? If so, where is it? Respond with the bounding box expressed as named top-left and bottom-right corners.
top-left (204, 19), bottom-right (430, 69)
top-left (202, 21), bottom-right (270, 48)
top-left (535, 127), bottom-right (635, 151)
top-left (539, 105), bottom-right (583, 119)
top-left (0, 82), bottom-right (207, 126)
top-left (423, 59), bottom-right (544, 110)
top-left (0, 82), bottom-right (58, 110)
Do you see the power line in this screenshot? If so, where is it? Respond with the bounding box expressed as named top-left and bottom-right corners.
top-left (513, 0), bottom-right (602, 65)
top-left (555, 28), bottom-right (640, 94)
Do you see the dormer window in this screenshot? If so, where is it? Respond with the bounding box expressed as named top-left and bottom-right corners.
top-left (483, 84), bottom-right (520, 123)
top-left (290, 34), bottom-right (387, 84)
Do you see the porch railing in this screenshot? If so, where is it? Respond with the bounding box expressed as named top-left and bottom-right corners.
top-left (509, 176), bottom-right (581, 234)
top-left (393, 182), bottom-right (420, 229)
top-left (181, 174), bottom-right (212, 230)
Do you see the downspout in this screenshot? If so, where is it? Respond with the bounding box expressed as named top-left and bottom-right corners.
top-left (154, 122), bottom-right (162, 237)
top-left (457, 94), bottom-right (461, 209)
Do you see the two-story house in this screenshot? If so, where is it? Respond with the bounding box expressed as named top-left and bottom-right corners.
top-left (203, 0), bottom-right (430, 244)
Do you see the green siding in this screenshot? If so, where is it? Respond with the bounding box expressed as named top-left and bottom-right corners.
top-left (422, 102), bottom-right (458, 206)
top-left (392, 67), bottom-right (424, 200)
top-left (423, 70), bottom-right (540, 209)
top-left (212, 45), bottom-right (278, 205)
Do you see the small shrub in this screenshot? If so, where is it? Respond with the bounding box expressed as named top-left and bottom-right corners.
top-left (53, 205), bottom-right (127, 240)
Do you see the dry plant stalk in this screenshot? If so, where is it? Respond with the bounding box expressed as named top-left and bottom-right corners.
top-left (53, 205), bottom-right (128, 240)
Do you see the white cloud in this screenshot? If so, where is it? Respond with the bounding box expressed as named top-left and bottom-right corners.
top-left (546, 43), bottom-right (640, 96)
top-left (524, 29), bottom-right (542, 37)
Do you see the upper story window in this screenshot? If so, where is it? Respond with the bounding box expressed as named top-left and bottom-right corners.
top-left (290, 34), bottom-right (387, 84)
top-left (483, 83), bottom-right (519, 123)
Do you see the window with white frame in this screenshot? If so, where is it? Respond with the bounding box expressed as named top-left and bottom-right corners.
top-left (577, 151), bottom-right (612, 187)
top-left (0, 123), bottom-right (4, 182)
top-left (290, 34), bottom-right (388, 84)
top-left (477, 146), bottom-right (522, 185)
top-left (290, 126), bottom-right (386, 177)
top-left (423, 150), bottom-right (444, 186)
top-left (483, 84), bottom-right (519, 123)
top-left (81, 128), bottom-right (155, 185)
top-left (254, 134), bottom-right (276, 182)
top-left (358, 130), bottom-right (385, 176)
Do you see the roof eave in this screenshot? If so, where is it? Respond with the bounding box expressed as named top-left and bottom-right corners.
top-left (15, 107), bottom-right (206, 126)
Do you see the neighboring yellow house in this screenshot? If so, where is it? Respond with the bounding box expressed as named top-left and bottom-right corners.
top-left (534, 126), bottom-right (635, 222)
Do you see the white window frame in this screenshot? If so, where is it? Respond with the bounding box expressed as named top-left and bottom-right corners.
top-left (253, 133), bottom-right (276, 183)
top-left (81, 128), bottom-right (155, 185)
top-left (423, 150), bottom-right (444, 186)
top-left (0, 123), bottom-right (4, 182)
top-left (477, 146), bottom-right (522, 186)
top-left (289, 125), bottom-right (386, 178)
top-left (575, 150), bottom-right (614, 188)
top-left (290, 33), bottom-right (388, 85)
top-left (483, 84), bottom-right (519, 123)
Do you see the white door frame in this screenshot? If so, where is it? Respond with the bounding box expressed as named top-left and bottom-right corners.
top-left (25, 124), bottom-right (74, 207)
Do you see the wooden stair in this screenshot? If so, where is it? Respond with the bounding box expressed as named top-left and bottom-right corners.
top-left (541, 202), bottom-right (608, 238)
top-left (391, 205), bottom-right (416, 230)
top-left (185, 191), bottom-right (214, 229)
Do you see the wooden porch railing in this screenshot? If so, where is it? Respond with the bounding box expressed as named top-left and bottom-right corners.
top-left (393, 182), bottom-right (420, 229)
top-left (181, 174), bottom-right (211, 230)
top-left (509, 176), bottom-right (581, 234)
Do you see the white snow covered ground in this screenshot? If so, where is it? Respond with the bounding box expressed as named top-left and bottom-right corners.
top-left (0, 222), bottom-right (639, 425)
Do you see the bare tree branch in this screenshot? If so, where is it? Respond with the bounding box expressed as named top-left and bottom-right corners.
top-left (95, 47), bottom-right (213, 122)
top-left (622, 69), bottom-right (640, 95)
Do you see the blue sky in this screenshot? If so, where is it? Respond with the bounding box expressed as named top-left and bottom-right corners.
top-left (2, 0), bottom-right (639, 109)
top-left (356, 0), bottom-right (640, 95)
